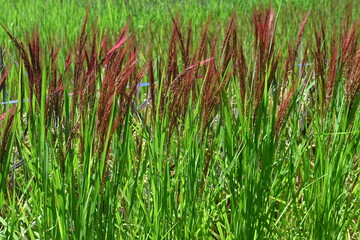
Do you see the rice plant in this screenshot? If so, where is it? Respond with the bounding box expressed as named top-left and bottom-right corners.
top-left (0, 1), bottom-right (359, 239)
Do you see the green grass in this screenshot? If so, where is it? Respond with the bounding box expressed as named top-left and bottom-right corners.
top-left (0, 0), bottom-right (359, 239)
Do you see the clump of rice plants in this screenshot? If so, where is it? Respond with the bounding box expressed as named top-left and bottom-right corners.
top-left (0, 4), bottom-right (359, 239)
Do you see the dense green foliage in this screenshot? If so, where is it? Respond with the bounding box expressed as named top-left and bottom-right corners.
top-left (0, 0), bottom-right (359, 239)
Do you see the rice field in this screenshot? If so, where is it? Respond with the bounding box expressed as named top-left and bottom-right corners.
top-left (0, 0), bottom-right (359, 239)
